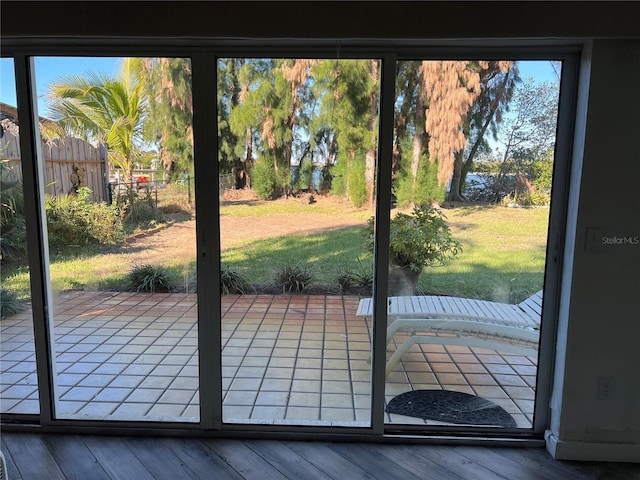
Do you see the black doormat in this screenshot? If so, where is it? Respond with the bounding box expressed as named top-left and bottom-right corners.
top-left (386, 389), bottom-right (517, 428)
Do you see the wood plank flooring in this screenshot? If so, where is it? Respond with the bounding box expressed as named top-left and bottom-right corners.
top-left (2, 432), bottom-right (640, 480)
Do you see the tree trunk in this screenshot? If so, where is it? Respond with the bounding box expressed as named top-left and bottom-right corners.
top-left (244, 127), bottom-right (253, 188)
top-left (446, 150), bottom-right (466, 202)
top-left (447, 69), bottom-right (513, 202)
top-left (411, 72), bottom-right (427, 200)
top-left (392, 138), bottom-right (402, 179)
top-left (365, 60), bottom-right (379, 207)
top-left (365, 148), bottom-right (376, 206)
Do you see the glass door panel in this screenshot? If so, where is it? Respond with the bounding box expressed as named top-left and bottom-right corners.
top-left (383, 60), bottom-right (560, 429)
top-left (217, 58), bottom-right (379, 426)
top-left (0, 57), bottom-right (40, 415)
top-left (33, 56), bottom-right (198, 421)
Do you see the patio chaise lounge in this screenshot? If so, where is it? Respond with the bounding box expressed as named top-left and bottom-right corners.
top-left (356, 291), bottom-right (543, 376)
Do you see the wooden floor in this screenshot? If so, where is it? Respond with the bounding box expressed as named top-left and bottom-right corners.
top-left (2, 432), bottom-right (639, 479)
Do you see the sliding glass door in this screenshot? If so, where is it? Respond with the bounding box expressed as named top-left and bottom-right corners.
top-left (28, 56), bottom-right (198, 422)
top-left (216, 57), bottom-right (379, 426)
top-left (381, 59), bottom-right (561, 430)
top-left (0, 57), bottom-right (40, 417)
top-left (3, 47), bottom-right (572, 437)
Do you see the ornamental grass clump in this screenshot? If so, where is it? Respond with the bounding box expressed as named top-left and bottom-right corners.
top-left (220, 266), bottom-right (251, 295)
top-left (274, 261), bottom-right (315, 293)
top-left (0, 288), bottom-right (26, 319)
top-left (127, 264), bottom-right (176, 293)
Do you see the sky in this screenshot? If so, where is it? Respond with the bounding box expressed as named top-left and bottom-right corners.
top-left (1, 57), bottom-right (123, 115)
top-left (1, 56), bottom-right (560, 116)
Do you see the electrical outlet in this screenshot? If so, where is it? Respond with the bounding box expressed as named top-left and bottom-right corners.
top-left (598, 377), bottom-right (614, 400)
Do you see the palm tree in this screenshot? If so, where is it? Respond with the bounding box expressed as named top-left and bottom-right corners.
top-left (46, 58), bottom-right (147, 182)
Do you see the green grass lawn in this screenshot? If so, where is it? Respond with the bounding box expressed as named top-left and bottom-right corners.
top-left (221, 204), bottom-right (549, 302)
top-left (222, 225), bottom-right (371, 288)
top-left (1, 201), bottom-right (550, 304)
top-left (420, 205), bottom-right (549, 302)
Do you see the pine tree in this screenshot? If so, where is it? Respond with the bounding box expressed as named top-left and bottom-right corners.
top-left (140, 58), bottom-right (193, 178)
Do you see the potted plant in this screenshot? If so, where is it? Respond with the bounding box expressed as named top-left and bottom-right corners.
top-left (365, 206), bottom-right (462, 295)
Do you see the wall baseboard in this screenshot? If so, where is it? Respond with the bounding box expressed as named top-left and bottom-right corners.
top-left (546, 431), bottom-right (640, 463)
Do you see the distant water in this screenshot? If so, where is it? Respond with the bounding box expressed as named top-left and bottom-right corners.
top-left (465, 173), bottom-right (489, 187)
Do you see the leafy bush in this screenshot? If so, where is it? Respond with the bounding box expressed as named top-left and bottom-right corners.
top-left (126, 264), bottom-right (176, 292)
top-left (0, 162), bottom-right (27, 262)
top-left (347, 155), bottom-right (368, 208)
top-left (465, 158), bottom-right (553, 206)
top-left (220, 266), bottom-right (251, 294)
top-left (394, 152), bottom-right (445, 208)
top-left (365, 205), bottom-right (462, 272)
top-left (502, 189), bottom-right (550, 207)
top-left (252, 158), bottom-right (276, 200)
top-left (114, 186), bottom-right (164, 228)
top-left (252, 157), bottom-right (290, 200)
top-left (329, 157), bottom-right (347, 197)
top-left (46, 187), bottom-right (123, 249)
top-left (464, 174), bottom-right (517, 203)
top-left (329, 152), bottom-right (368, 206)
top-left (274, 261), bottom-right (314, 293)
top-left (0, 288), bottom-right (26, 319)
top-left (291, 160), bottom-right (316, 192)
top-left (531, 159), bottom-right (554, 191)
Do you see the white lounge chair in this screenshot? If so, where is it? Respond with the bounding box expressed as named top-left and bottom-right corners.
top-left (356, 291), bottom-right (543, 376)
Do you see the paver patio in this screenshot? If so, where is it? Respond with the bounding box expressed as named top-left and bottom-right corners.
top-left (0, 291), bottom-right (537, 428)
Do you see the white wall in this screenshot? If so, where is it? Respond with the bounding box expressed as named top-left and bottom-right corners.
top-left (547, 39), bottom-right (640, 462)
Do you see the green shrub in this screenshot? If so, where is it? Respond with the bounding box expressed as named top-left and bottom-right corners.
top-left (347, 155), bottom-right (368, 208)
top-left (352, 267), bottom-right (373, 293)
top-left (329, 151), bottom-right (368, 206)
top-left (0, 161), bottom-right (27, 262)
top-left (335, 268), bottom-right (355, 293)
top-left (335, 261), bottom-right (373, 294)
top-left (532, 159), bottom-right (554, 191)
top-left (503, 189), bottom-right (550, 207)
top-left (220, 266), bottom-right (251, 294)
top-left (127, 264), bottom-right (176, 292)
top-left (394, 153), bottom-right (445, 208)
top-left (0, 288), bottom-right (26, 319)
top-left (414, 158), bottom-right (446, 206)
top-left (113, 186), bottom-right (164, 228)
top-left (365, 205), bottom-right (462, 272)
top-left (251, 157), bottom-right (282, 200)
top-left (46, 187), bottom-right (123, 249)
top-left (393, 169), bottom-right (414, 208)
top-left (274, 261), bottom-right (314, 293)
top-left (329, 156), bottom-right (347, 197)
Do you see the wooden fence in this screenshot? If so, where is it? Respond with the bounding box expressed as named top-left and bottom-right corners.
top-left (0, 128), bottom-right (108, 202)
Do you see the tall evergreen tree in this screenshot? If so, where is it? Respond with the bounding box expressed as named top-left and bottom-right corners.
top-left (229, 59), bottom-right (293, 198)
top-left (217, 58), bottom-right (245, 183)
top-left (421, 60), bottom-right (486, 187)
top-left (140, 58), bottom-right (193, 178)
top-left (446, 61), bottom-right (519, 201)
top-left (393, 61), bottom-right (445, 207)
top-left (312, 59), bottom-right (378, 206)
